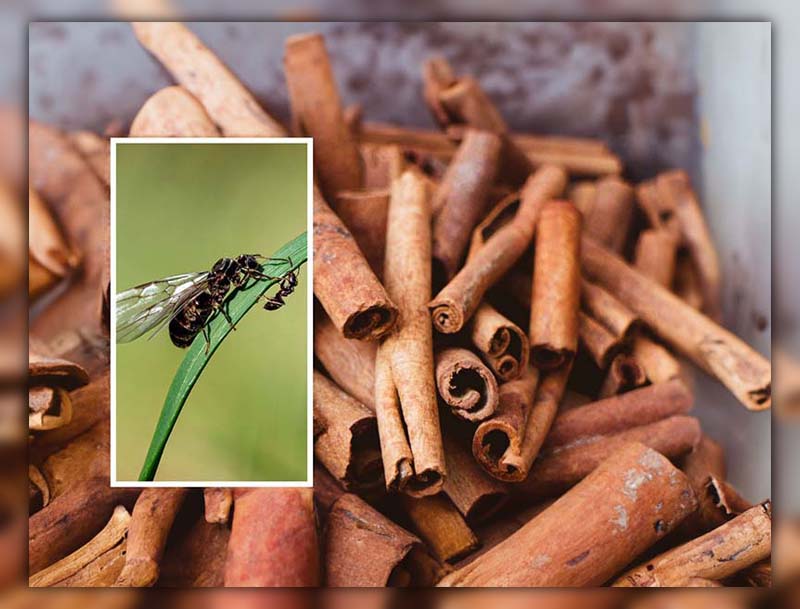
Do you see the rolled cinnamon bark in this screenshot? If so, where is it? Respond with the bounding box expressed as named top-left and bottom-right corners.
top-left (520, 415), bottom-right (701, 498)
top-left (359, 143), bottom-right (405, 189)
top-left (581, 279), bottom-right (638, 340)
top-left (131, 22), bottom-right (286, 136)
top-left (578, 312), bottom-right (621, 370)
top-left (632, 335), bottom-right (682, 384)
top-left (431, 129), bottom-right (501, 279)
top-left (581, 238), bottom-right (771, 411)
top-left (374, 342), bottom-right (413, 493)
top-left (203, 488), bottom-right (232, 524)
top-left (634, 228), bottom-right (678, 288)
top-left (29, 386), bottom-right (72, 432)
top-left (582, 176), bottom-right (634, 253)
top-left (441, 429), bottom-right (508, 524)
top-left (130, 86), bottom-right (221, 137)
top-left (402, 493), bottom-right (479, 563)
top-left (544, 379), bottom-right (693, 450)
top-left (569, 180), bottom-right (596, 216)
top-left (656, 170), bottom-right (721, 319)
top-left (682, 433), bottom-right (727, 482)
top-left (314, 311), bottom-right (377, 410)
top-left (284, 33), bottom-right (363, 197)
top-left (313, 187), bottom-right (398, 340)
top-left (29, 351), bottom-right (89, 389)
top-left (530, 200), bottom-right (581, 370)
top-left (598, 353), bottom-right (648, 398)
top-left (469, 302), bottom-right (529, 381)
top-left (439, 443), bottom-right (698, 586)
top-left (224, 488), bottom-right (319, 587)
top-left (378, 170), bottom-right (445, 496)
top-left (114, 488), bottom-right (188, 587)
top-left (429, 166), bottom-right (566, 334)
top-left (333, 188), bottom-right (389, 277)
top-left (434, 347), bottom-right (499, 422)
top-left (38, 422), bottom-right (109, 501)
top-left (313, 371), bottom-right (383, 491)
top-left (635, 178), bottom-right (679, 235)
top-left (325, 493), bottom-right (434, 587)
top-left (614, 501), bottom-right (771, 587)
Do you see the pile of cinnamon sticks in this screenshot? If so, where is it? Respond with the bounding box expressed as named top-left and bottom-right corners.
top-left (27, 22), bottom-right (771, 588)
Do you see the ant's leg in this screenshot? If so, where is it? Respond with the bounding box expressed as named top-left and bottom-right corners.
top-left (262, 294), bottom-right (285, 311)
top-left (221, 301), bottom-right (236, 330)
top-left (202, 324), bottom-right (211, 355)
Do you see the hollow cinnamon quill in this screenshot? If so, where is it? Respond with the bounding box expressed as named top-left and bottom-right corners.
top-left (597, 353), bottom-right (647, 397)
top-left (582, 175), bottom-right (634, 253)
top-left (434, 347), bottom-right (499, 422)
top-left (333, 188), bottom-right (389, 277)
top-left (468, 302), bottom-right (529, 381)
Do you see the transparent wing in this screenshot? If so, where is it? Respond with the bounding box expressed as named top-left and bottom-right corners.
top-left (115, 272), bottom-right (211, 344)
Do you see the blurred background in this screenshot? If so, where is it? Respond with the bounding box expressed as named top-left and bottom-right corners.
top-left (114, 142), bottom-right (308, 482)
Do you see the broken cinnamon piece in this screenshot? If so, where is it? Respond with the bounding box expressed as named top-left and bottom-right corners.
top-left (28, 464), bottom-right (50, 513)
top-left (203, 488), bottom-right (232, 524)
top-left (614, 501), bottom-right (771, 587)
top-left (434, 347), bottom-right (499, 422)
top-left (130, 86), bottom-right (221, 137)
top-left (29, 386), bottom-right (72, 432)
top-left (582, 175), bottom-right (634, 253)
top-left (284, 33), bottom-right (363, 197)
top-left (29, 351), bottom-right (89, 389)
top-left (529, 200), bottom-right (581, 370)
top-left (634, 228), bottom-right (678, 288)
top-left (402, 493), bottom-right (479, 563)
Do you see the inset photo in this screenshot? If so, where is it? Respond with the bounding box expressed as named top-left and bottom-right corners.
top-left (111, 138), bottom-right (312, 486)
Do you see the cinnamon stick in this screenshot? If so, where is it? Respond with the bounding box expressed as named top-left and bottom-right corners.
top-left (439, 443), bottom-right (698, 586)
top-left (402, 493), bottom-right (479, 563)
top-left (674, 253), bottom-right (705, 310)
top-left (131, 22), bottom-right (286, 136)
top-left (632, 335), bottom-right (682, 384)
top-left (129, 86), bottom-right (221, 137)
top-left (38, 422), bottom-right (109, 501)
top-left (569, 180), bottom-right (596, 216)
top-left (431, 129), bottom-right (501, 279)
top-left (529, 200), bottom-right (581, 370)
top-left (434, 347), bottom-right (499, 422)
top-left (614, 501), bottom-right (771, 587)
top-left (598, 353), bottom-right (647, 398)
top-left (359, 142), bottom-right (405, 189)
top-left (582, 176), bottom-right (634, 253)
top-left (313, 187), bottom-right (398, 340)
top-left (333, 188), bottom-right (389, 277)
top-left (580, 279), bottom-right (638, 341)
top-left (284, 33), bottom-right (363, 197)
top-left (581, 238), bottom-right (771, 411)
top-left (634, 228), bottom-right (678, 288)
top-left (29, 386), bottom-right (72, 432)
top-left (635, 178), bottom-right (679, 235)
top-left (224, 488), bottom-right (319, 586)
top-left (203, 488), bottom-right (232, 524)
top-left (29, 351), bottom-right (89, 389)
top-left (430, 166), bottom-right (567, 334)
top-left (377, 170), bottom-right (445, 496)
top-left (114, 488), bottom-right (188, 587)
top-left (578, 312), bottom-right (621, 370)
top-left (313, 370), bottom-right (383, 491)
top-left (29, 186), bottom-right (79, 282)
top-left (468, 302), bottom-right (529, 381)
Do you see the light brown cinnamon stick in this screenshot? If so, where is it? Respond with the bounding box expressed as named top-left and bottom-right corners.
top-left (434, 347), bottom-right (499, 422)
top-left (634, 228), bottom-right (678, 288)
top-left (632, 335), bottom-right (682, 384)
top-left (224, 488), bottom-right (319, 587)
top-left (582, 175), bottom-right (634, 253)
top-left (439, 443), bottom-right (698, 586)
top-left (284, 33), bottom-right (363, 197)
top-left (429, 166), bottom-right (567, 334)
top-left (468, 302), bottom-right (529, 381)
top-left (114, 488), bottom-right (188, 587)
top-left (578, 312), bottom-right (621, 370)
top-left (402, 493), bottom-right (479, 563)
top-left (203, 488), bottom-right (232, 524)
top-left (529, 200), bottom-right (581, 370)
top-left (581, 238), bottom-right (771, 411)
top-left (614, 501), bottom-right (771, 587)
top-left (129, 86), bottom-right (221, 137)
top-left (580, 279), bottom-right (638, 340)
top-left (674, 253), bottom-right (705, 310)
top-left (131, 22), bottom-right (286, 136)
top-left (333, 188), bottom-right (389, 277)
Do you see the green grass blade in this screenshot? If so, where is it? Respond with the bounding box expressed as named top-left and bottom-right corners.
top-left (137, 232), bottom-right (307, 481)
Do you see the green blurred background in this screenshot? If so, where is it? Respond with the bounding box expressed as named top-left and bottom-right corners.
top-left (115, 142), bottom-right (308, 482)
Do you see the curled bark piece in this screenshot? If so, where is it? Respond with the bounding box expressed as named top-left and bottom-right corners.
top-left (29, 351), bottom-right (89, 389)
top-left (313, 371), bottom-right (383, 491)
top-left (374, 342), bottom-right (413, 493)
top-left (402, 493), bottom-right (479, 563)
top-left (29, 465), bottom-right (50, 513)
top-left (581, 238), bottom-right (771, 411)
top-left (434, 348), bottom-right (499, 422)
top-left (30, 505), bottom-right (130, 587)
top-left (379, 170), bottom-right (445, 496)
top-left (521, 415), bottom-right (702, 498)
top-left (284, 33), bottom-right (363, 197)
top-left (68, 131), bottom-right (110, 185)
top-left (325, 493), bottom-right (433, 587)
top-left (333, 188), bottom-right (389, 277)
top-left (582, 175), bottom-right (634, 253)
top-left (203, 488), bottom-right (232, 524)
top-left (114, 488), bottom-right (188, 587)
top-left (614, 501), bottom-right (771, 587)
top-left (432, 129), bottom-right (502, 279)
top-left (740, 560), bottom-right (771, 587)
top-left (598, 353), bottom-right (648, 398)
top-left (581, 279), bottom-right (638, 340)
top-left (314, 311), bottom-right (377, 409)
top-left (313, 187), bottom-right (398, 340)
top-left (656, 170), bottom-right (721, 319)
top-left (578, 312), bottom-right (621, 370)
top-left (130, 86), bottom-right (221, 137)
top-left (39, 422), bottom-right (109, 501)
top-left (131, 22), bottom-right (286, 136)
top-left (441, 430), bottom-right (508, 524)
top-left (544, 379), bottom-right (694, 451)
top-left (634, 228), bottom-right (678, 288)
top-left (224, 488), bottom-right (320, 587)
top-left (469, 302), bottom-right (529, 381)
top-left (29, 386), bottom-right (72, 432)
top-left (29, 186), bottom-right (78, 278)
top-left (632, 335), bottom-right (682, 384)
top-left (439, 443), bottom-right (698, 586)
top-left (430, 166), bottom-right (567, 334)
top-left (530, 200), bottom-right (581, 370)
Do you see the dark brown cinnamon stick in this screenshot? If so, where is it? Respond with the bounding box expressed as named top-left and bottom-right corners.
top-left (434, 347), bottom-right (499, 422)
top-left (402, 493), bottom-right (479, 563)
top-left (582, 176), bottom-right (634, 253)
